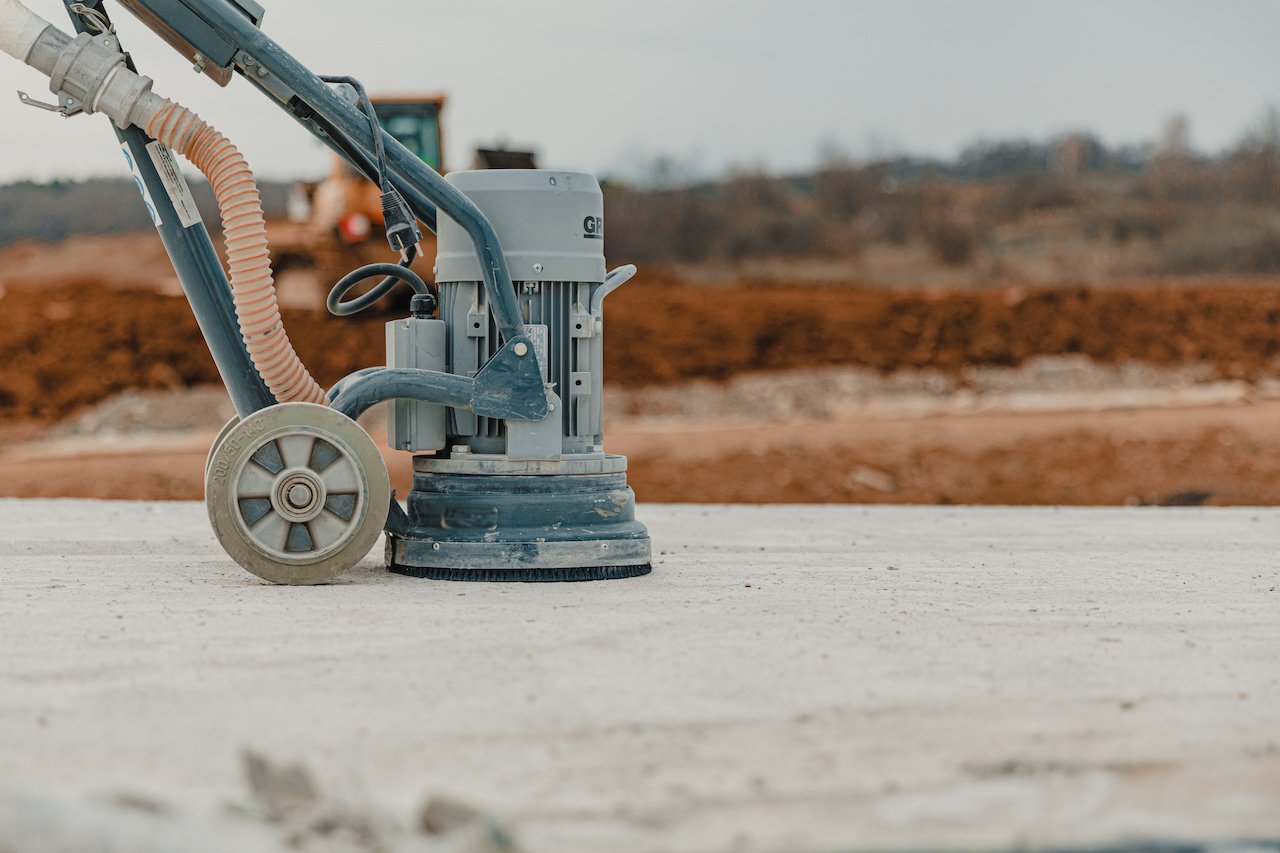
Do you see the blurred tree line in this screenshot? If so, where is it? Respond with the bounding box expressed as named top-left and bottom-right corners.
top-left (5, 112), bottom-right (1280, 279)
top-left (0, 178), bottom-right (291, 247)
top-left (604, 109), bottom-right (1280, 277)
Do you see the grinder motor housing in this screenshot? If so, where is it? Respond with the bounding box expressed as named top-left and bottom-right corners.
top-left (385, 170), bottom-right (651, 581)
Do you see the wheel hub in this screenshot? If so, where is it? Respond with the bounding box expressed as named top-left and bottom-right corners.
top-left (274, 470), bottom-right (326, 522)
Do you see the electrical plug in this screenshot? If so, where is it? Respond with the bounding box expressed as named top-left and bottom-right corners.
top-left (381, 187), bottom-right (422, 255)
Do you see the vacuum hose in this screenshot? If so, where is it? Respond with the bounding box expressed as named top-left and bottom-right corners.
top-left (1, 0), bottom-right (327, 404)
top-left (144, 100), bottom-right (327, 404)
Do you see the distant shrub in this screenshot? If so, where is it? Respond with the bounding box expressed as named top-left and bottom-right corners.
top-left (923, 219), bottom-right (976, 266)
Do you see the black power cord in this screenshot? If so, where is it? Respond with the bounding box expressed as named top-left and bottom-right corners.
top-left (327, 263), bottom-right (431, 317)
top-left (318, 74), bottom-right (429, 316)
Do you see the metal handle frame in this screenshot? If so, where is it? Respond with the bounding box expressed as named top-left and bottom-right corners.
top-left (63, 0), bottom-right (540, 421)
top-left (165, 0), bottom-right (526, 341)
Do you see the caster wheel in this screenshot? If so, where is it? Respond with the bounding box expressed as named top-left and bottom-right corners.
top-left (205, 415), bottom-right (240, 482)
top-left (205, 402), bottom-right (390, 585)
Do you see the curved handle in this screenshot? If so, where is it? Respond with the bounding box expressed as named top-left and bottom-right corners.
top-left (590, 264), bottom-right (637, 315)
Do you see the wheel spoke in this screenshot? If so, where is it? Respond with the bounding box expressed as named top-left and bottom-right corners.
top-left (277, 434), bottom-right (316, 470)
top-left (236, 463), bottom-right (276, 499)
top-left (250, 511), bottom-right (290, 553)
top-left (322, 460), bottom-right (360, 494)
top-left (308, 509), bottom-right (353, 552)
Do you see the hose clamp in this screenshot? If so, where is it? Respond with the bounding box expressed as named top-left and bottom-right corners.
top-left (19, 31), bottom-right (127, 120)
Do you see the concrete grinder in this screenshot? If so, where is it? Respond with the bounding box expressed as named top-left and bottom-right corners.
top-left (0, 0), bottom-right (651, 584)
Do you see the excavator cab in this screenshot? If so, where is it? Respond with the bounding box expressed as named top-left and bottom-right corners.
top-left (372, 96), bottom-right (445, 172)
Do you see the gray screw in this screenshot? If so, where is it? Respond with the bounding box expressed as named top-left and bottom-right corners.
top-left (532, 263), bottom-right (543, 274)
top-left (256, 66), bottom-right (268, 77)
top-left (432, 543), bottom-right (441, 551)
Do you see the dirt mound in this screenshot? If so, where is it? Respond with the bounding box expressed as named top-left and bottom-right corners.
top-left (0, 284), bottom-right (385, 421)
top-left (609, 276), bottom-right (1280, 383)
top-left (3, 275), bottom-right (1280, 422)
top-left (0, 232), bottom-right (182, 295)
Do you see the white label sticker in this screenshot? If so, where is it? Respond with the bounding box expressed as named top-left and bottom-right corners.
top-left (120, 142), bottom-right (161, 228)
top-left (146, 140), bottom-right (202, 229)
top-left (523, 324), bottom-right (550, 382)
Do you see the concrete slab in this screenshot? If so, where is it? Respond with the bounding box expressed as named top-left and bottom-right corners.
top-left (0, 499), bottom-right (1277, 852)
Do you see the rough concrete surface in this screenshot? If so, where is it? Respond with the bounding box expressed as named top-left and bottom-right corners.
top-left (0, 499), bottom-right (1278, 852)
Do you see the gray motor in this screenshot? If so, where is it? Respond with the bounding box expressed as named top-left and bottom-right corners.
top-left (385, 169), bottom-right (651, 581)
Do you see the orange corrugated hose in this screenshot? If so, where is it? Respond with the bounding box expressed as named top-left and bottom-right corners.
top-left (147, 99), bottom-right (327, 405)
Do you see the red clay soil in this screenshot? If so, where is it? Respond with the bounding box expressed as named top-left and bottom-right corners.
top-left (3, 274), bottom-right (1280, 421)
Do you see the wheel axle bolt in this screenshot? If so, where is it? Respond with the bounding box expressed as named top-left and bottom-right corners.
top-left (287, 484), bottom-right (313, 508)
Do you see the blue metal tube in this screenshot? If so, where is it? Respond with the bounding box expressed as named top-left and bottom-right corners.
top-left (184, 0), bottom-right (526, 342)
top-left (64, 1), bottom-right (275, 417)
top-left (331, 368), bottom-right (473, 422)
top-left (325, 366), bottom-right (383, 404)
top-left (116, 126), bottom-right (276, 417)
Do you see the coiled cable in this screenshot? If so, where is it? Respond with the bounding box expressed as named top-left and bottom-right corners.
top-left (327, 257), bottom-right (431, 317)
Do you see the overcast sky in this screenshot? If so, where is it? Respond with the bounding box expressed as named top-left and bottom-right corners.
top-left (0, 0), bottom-right (1277, 183)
